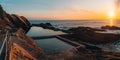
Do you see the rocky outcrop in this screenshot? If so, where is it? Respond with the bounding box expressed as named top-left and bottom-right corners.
top-left (0, 5), bottom-right (6, 18)
top-left (10, 43), bottom-right (37, 60)
top-left (32, 22), bottom-right (120, 44)
top-left (0, 5), bottom-right (31, 33)
top-left (32, 23), bottom-right (60, 31)
top-left (0, 5), bottom-right (45, 60)
top-left (101, 25), bottom-right (120, 30)
top-left (67, 27), bottom-right (120, 44)
top-left (8, 28), bottom-right (45, 59)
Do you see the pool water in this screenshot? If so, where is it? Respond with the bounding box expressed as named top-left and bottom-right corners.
top-left (35, 38), bottom-right (74, 54)
top-left (27, 26), bottom-right (66, 37)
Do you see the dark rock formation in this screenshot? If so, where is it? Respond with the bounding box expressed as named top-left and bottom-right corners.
top-left (62, 27), bottom-right (120, 44)
top-left (0, 5), bottom-right (45, 60)
top-left (8, 28), bottom-right (45, 59)
top-left (32, 23), bottom-right (60, 31)
top-left (101, 25), bottom-right (120, 30)
top-left (0, 5), bottom-right (31, 33)
top-left (68, 27), bottom-right (105, 34)
top-left (0, 5), bottom-right (6, 18)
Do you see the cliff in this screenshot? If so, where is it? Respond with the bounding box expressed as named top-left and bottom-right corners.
top-left (0, 5), bottom-right (45, 60)
top-left (8, 28), bottom-right (45, 60)
top-left (0, 5), bottom-right (31, 33)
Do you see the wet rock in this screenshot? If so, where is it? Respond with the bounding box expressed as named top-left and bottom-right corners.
top-left (68, 27), bottom-right (105, 34)
top-left (101, 25), bottom-right (120, 30)
top-left (75, 33), bottom-right (120, 44)
top-left (65, 27), bottom-right (120, 44)
top-left (85, 44), bottom-right (102, 52)
top-left (32, 23), bottom-right (60, 31)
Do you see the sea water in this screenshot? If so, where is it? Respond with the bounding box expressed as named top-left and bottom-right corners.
top-left (28, 20), bottom-right (120, 52)
top-left (29, 20), bottom-right (120, 30)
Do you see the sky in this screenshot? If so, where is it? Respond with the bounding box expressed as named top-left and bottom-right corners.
top-left (0, 0), bottom-right (115, 20)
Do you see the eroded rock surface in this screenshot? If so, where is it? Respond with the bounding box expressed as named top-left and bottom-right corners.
top-left (0, 5), bottom-right (45, 60)
top-left (0, 5), bottom-right (31, 33)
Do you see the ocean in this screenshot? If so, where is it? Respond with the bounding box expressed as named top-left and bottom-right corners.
top-left (29, 20), bottom-right (120, 30)
top-left (28, 20), bottom-right (120, 52)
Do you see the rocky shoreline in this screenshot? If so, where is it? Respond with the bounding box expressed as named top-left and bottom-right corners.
top-left (0, 5), bottom-right (45, 60)
top-left (1, 4), bottom-right (120, 60)
top-left (32, 23), bottom-right (120, 60)
top-left (32, 23), bottom-right (120, 44)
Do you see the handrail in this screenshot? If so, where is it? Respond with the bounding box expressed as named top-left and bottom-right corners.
top-left (0, 31), bottom-right (9, 55)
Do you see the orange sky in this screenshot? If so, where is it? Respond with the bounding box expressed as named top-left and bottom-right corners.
top-left (1, 0), bottom-right (118, 20)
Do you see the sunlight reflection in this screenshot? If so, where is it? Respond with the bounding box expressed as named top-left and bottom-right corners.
top-left (110, 19), bottom-right (113, 26)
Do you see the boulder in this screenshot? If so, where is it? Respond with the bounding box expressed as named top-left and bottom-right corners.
top-left (101, 25), bottom-right (120, 30)
top-left (0, 5), bottom-right (31, 33)
top-left (67, 27), bottom-right (120, 44)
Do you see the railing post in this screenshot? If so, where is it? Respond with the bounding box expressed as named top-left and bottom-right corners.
top-left (0, 31), bottom-right (9, 60)
top-left (5, 32), bottom-right (9, 60)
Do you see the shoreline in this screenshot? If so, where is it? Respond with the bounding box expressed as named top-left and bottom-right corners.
top-left (31, 23), bottom-right (120, 44)
top-left (28, 23), bottom-right (120, 60)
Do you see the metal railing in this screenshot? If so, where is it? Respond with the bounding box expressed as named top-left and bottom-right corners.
top-left (0, 31), bottom-right (9, 60)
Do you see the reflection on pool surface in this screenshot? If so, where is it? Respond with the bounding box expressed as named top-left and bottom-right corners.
top-left (27, 26), bottom-right (66, 37)
top-left (35, 38), bottom-right (74, 54)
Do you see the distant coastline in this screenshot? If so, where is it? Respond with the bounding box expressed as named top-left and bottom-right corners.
top-left (29, 20), bottom-right (120, 30)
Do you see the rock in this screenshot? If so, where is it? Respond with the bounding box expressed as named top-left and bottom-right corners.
top-left (32, 23), bottom-right (58, 30)
top-left (68, 27), bottom-right (105, 34)
top-left (10, 28), bottom-right (45, 59)
top-left (10, 43), bottom-right (37, 60)
top-left (0, 5), bottom-right (6, 18)
top-left (11, 14), bottom-right (31, 33)
top-left (0, 5), bottom-right (31, 33)
top-left (64, 27), bottom-right (120, 44)
top-left (101, 25), bottom-right (120, 30)
top-left (0, 5), bottom-right (45, 60)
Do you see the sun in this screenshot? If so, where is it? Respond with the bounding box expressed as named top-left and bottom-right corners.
top-left (108, 10), bottom-right (115, 18)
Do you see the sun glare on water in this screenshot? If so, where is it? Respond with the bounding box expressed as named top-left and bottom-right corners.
top-left (108, 10), bottom-right (115, 26)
